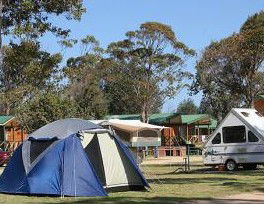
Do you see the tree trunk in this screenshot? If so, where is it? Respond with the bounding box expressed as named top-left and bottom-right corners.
top-left (0, 1), bottom-right (9, 115)
top-left (0, 0), bottom-right (3, 68)
top-left (245, 94), bottom-right (253, 108)
top-left (5, 103), bottom-right (10, 115)
top-left (141, 103), bottom-right (149, 123)
top-left (0, 0), bottom-right (2, 48)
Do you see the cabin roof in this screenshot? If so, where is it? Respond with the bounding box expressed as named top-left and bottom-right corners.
top-left (0, 116), bottom-right (14, 125)
top-left (180, 114), bottom-right (208, 124)
top-left (148, 113), bottom-right (177, 124)
top-left (105, 113), bottom-right (216, 127)
top-left (105, 113), bottom-right (177, 123)
top-left (255, 95), bottom-right (264, 100)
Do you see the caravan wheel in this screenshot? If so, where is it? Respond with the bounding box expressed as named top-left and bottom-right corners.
top-left (225, 160), bottom-right (237, 171)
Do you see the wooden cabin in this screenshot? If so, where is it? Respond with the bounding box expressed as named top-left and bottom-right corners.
top-left (150, 113), bottom-right (217, 156)
top-left (105, 113), bottom-right (217, 157)
top-left (254, 95), bottom-right (264, 116)
top-left (0, 116), bottom-right (28, 151)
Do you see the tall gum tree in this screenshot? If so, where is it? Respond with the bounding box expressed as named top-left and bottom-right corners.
top-left (107, 22), bottom-right (195, 122)
top-left (192, 11), bottom-right (264, 119)
top-left (0, 41), bottom-right (62, 114)
top-left (63, 36), bottom-right (108, 119)
top-left (0, 0), bottom-right (85, 114)
top-left (0, 0), bottom-right (85, 69)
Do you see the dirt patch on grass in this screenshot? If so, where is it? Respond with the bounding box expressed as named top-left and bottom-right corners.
top-left (225, 192), bottom-right (264, 201)
top-left (142, 156), bottom-right (203, 165)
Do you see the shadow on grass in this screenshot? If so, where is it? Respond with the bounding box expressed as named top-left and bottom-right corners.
top-left (148, 177), bottom-right (237, 185)
top-left (143, 164), bottom-right (264, 175)
top-left (46, 196), bottom-right (264, 204)
top-left (163, 167), bottom-right (264, 176)
top-left (255, 188), bottom-right (264, 192)
top-left (142, 163), bottom-right (205, 168)
top-left (212, 181), bottom-right (264, 193)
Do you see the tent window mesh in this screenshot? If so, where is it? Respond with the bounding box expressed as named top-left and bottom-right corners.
top-left (30, 139), bottom-right (57, 163)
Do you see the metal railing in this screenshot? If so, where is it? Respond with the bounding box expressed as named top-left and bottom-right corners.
top-left (0, 141), bottom-right (22, 152)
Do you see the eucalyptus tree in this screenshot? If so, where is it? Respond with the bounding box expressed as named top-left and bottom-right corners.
top-left (107, 22), bottom-right (195, 122)
top-left (176, 98), bottom-right (198, 115)
top-left (0, 0), bottom-right (85, 114)
top-left (17, 91), bottom-right (77, 133)
top-left (63, 36), bottom-right (108, 119)
top-left (0, 0), bottom-right (85, 47)
top-left (0, 41), bottom-right (62, 114)
top-left (192, 11), bottom-right (264, 119)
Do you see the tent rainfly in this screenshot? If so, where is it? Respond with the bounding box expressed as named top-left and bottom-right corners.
top-left (0, 119), bottom-right (149, 197)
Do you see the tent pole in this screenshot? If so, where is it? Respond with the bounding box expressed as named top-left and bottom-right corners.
top-left (61, 139), bottom-right (65, 199)
top-left (73, 138), bottom-right (77, 198)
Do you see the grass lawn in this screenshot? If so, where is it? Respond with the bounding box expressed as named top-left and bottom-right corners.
top-left (0, 157), bottom-right (264, 203)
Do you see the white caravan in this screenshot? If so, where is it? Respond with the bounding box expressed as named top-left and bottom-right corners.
top-left (203, 108), bottom-right (264, 171)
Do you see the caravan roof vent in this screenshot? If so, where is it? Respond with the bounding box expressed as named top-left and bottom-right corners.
top-left (241, 112), bottom-right (249, 117)
top-left (256, 112), bottom-right (263, 117)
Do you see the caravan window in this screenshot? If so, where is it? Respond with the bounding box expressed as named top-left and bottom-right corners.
top-left (248, 131), bottom-right (259, 142)
top-left (212, 133), bottom-right (221, 144)
top-left (223, 126), bottom-right (246, 143)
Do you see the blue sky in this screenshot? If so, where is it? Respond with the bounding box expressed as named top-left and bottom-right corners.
top-left (40, 0), bottom-right (264, 112)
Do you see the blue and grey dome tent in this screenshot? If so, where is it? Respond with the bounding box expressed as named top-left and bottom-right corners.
top-left (0, 118), bottom-right (149, 197)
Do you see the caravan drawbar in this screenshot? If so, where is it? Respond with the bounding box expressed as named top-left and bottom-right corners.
top-left (203, 108), bottom-right (264, 171)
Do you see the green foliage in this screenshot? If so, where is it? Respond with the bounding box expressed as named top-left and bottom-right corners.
top-left (176, 98), bottom-right (198, 115)
top-left (106, 22), bottom-right (194, 122)
top-left (80, 35), bottom-right (103, 55)
top-left (192, 11), bottom-right (264, 119)
top-left (0, 0), bottom-right (85, 40)
top-left (2, 41), bottom-right (61, 87)
top-left (16, 91), bottom-right (77, 133)
top-left (241, 10), bottom-right (264, 32)
top-left (0, 41), bottom-right (62, 114)
top-left (58, 39), bottom-right (78, 49)
top-left (64, 41), bottom-right (108, 119)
